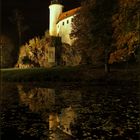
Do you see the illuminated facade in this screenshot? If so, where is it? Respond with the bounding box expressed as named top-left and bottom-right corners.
top-left (49, 0), bottom-right (80, 45)
top-left (48, 0), bottom-right (81, 64)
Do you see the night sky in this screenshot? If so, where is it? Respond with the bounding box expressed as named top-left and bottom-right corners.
top-left (2, 0), bottom-right (81, 43)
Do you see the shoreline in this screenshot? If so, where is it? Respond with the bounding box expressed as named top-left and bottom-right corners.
top-left (1, 65), bottom-right (139, 86)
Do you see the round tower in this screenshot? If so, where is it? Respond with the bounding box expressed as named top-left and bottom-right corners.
top-left (49, 0), bottom-right (63, 36)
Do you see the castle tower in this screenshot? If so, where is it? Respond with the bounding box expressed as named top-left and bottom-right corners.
top-left (49, 0), bottom-right (63, 36)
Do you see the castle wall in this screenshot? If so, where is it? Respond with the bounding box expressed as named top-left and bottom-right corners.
top-left (49, 4), bottom-right (63, 36)
top-left (57, 16), bottom-right (75, 45)
top-left (48, 2), bottom-right (79, 65)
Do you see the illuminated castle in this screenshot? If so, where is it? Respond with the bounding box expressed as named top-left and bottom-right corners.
top-left (49, 0), bottom-right (80, 45)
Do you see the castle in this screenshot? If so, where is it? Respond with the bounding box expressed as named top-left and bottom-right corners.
top-left (16, 0), bottom-right (81, 68)
top-left (47, 0), bottom-right (80, 64)
top-left (49, 0), bottom-right (80, 45)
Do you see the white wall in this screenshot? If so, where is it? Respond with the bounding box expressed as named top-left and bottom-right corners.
top-left (57, 16), bottom-right (75, 45)
top-left (49, 4), bottom-right (63, 36)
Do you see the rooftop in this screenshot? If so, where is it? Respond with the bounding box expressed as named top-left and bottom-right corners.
top-left (58, 7), bottom-right (81, 22)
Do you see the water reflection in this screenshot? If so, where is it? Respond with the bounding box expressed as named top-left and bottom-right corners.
top-left (17, 85), bottom-right (80, 139)
top-left (49, 107), bottom-right (76, 140)
top-left (18, 85), bottom-right (55, 112)
top-left (1, 83), bottom-right (140, 140)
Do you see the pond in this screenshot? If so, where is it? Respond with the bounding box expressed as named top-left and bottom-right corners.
top-left (0, 83), bottom-right (140, 140)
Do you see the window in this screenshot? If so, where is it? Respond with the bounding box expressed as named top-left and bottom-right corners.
top-left (49, 51), bottom-right (54, 58)
top-left (62, 22), bottom-right (64, 25)
top-left (67, 20), bottom-right (69, 24)
top-left (71, 18), bottom-right (74, 22)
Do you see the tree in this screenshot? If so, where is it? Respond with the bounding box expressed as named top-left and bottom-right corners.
top-left (10, 9), bottom-right (28, 46)
top-left (0, 35), bottom-right (15, 68)
top-left (71, 0), bottom-right (118, 72)
top-left (16, 36), bottom-right (47, 68)
top-left (111, 0), bottom-right (140, 65)
top-left (9, 10), bottom-right (29, 66)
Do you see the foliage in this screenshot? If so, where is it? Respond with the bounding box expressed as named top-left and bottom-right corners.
top-left (16, 30), bottom-right (80, 68)
top-left (61, 43), bottom-right (81, 66)
top-left (0, 35), bottom-right (15, 68)
top-left (9, 9), bottom-right (28, 46)
top-left (110, 0), bottom-right (140, 64)
top-left (71, 0), bottom-right (140, 67)
top-left (71, 0), bottom-right (96, 63)
top-left (9, 9), bottom-right (29, 65)
top-left (71, 0), bottom-right (117, 72)
top-left (22, 56), bottom-right (32, 64)
top-left (16, 32), bottom-right (50, 68)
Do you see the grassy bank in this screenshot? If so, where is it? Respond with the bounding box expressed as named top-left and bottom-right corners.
top-left (1, 65), bottom-right (140, 84)
top-left (1, 66), bottom-right (83, 82)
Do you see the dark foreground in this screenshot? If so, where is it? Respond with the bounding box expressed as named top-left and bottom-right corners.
top-left (1, 65), bottom-right (140, 84)
top-left (0, 82), bottom-right (140, 140)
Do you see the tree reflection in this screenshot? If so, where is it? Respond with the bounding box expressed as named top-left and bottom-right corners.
top-left (1, 83), bottom-right (49, 140)
top-left (18, 85), bottom-right (55, 112)
top-left (1, 84), bottom-right (139, 140)
top-left (17, 85), bottom-right (81, 139)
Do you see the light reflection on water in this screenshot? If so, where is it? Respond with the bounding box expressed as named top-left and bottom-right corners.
top-left (0, 83), bottom-right (140, 140)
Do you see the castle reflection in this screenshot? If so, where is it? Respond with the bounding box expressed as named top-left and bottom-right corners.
top-left (1, 83), bottom-right (139, 140)
top-left (18, 85), bottom-right (81, 139)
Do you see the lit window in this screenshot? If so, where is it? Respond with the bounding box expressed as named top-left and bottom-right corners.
top-left (49, 51), bottom-right (54, 58)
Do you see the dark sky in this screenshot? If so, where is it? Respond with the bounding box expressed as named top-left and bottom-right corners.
top-left (1, 0), bottom-right (81, 43)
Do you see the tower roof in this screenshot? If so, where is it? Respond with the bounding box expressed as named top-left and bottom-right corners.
top-left (51, 0), bottom-right (62, 5)
top-left (57, 7), bottom-right (81, 22)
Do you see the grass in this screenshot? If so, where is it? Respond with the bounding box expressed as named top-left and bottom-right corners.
top-left (1, 66), bottom-right (82, 82)
top-left (1, 65), bottom-right (140, 84)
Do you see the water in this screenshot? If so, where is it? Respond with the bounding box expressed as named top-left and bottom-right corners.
top-left (0, 83), bottom-right (140, 140)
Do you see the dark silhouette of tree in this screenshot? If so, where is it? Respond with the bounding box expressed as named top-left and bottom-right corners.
top-left (71, 0), bottom-right (118, 72)
top-left (9, 9), bottom-right (28, 46)
top-left (0, 35), bottom-right (15, 68)
top-left (9, 9), bottom-right (29, 66)
top-left (110, 0), bottom-right (140, 66)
